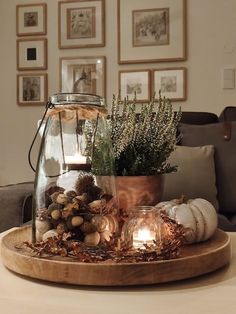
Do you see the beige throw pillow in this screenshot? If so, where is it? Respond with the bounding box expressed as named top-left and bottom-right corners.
top-left (163, 145), bottom-right (219, 210)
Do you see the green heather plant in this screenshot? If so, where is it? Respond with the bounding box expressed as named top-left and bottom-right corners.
top-left (109, 93), bottom-right (181, 176)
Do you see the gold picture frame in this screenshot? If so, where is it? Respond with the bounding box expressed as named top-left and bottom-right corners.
top-left (17, 38), bottom-right (47, 71)
top-left (60, 56), bottom-right (106, 97)
top-left (58, 0), bottom-right (105, 49)
top-left (17, 73), bottom-right (48, 106)
top-left (119, 69), bottom-right (151, 102)
top-left (152, 67), bottom-right (187, 101)
top-left (16, 3), bottom-right (47, 36)
top-left (118, 0), bottom-right (187, 64)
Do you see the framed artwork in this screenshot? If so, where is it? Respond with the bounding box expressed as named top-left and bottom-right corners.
top-left (58, 0), bottom-right (105, 49)
top-left (60, 56), bottom-right (106, 97)
top-left (152, 67), bottom-right (187, 101)
top-left (17, 38), bottom-right (47, 71)
top-left (119, 70), bottom-right (151, 102)
top-left (118, 0), bottom-right (187, 64)
top-left (17, 73), bottom-right (48, 106)
top-left (16, 3), bottom-right (47, 36)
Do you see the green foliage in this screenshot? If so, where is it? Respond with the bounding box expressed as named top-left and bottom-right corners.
top-left (109, 93), bottom-right (182, 176)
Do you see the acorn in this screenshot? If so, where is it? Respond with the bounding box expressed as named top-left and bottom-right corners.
top-left (91, 215), bottom-right (109, 232)
top-left (62, 202), bottom-right (79, 219)
top-left (46, 185), bottom-right (65, 197)
top-left (56, 193), bottom-right (68, 205)
top-left (88, 199), bottom-right (106, 214)
top-left (66, 215), bottom-right (83, 229)
top-left (50, 192), bottom-right (61, 203)
top-left (35, 219), bottom-right (51, 234)
top-left (66, 190), bottom-right (77, 198)
top-left (66, 190), bottom-right (77, 202)
top-left (37, 208), bottom-right (49, 221)
top-left (75, 193), bottom-right (88, 204)
top-left (51, 209), bottom-right (61, 220)
top-left (80, 221), bottom-right (97, 234)
top-left (84, 231), bottom-right (100, 246)
top-left (48, 202), bottom-right (63, 212)
top-left (42, 229), bottom-right (58, 241)
top-left (71, 216), bottom-right (84, 227)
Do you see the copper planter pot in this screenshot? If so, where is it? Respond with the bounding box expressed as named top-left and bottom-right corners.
top-left (116, 175), bottom-right (164, 211)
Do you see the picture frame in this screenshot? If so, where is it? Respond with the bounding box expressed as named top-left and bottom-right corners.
top-left (152, 67), bottom-right (187, 101)
top-left (16, 3), bottom-right (47, 36)
top-left (60, 56), bottom-right (106, 97)
top-left (17, 73), bottom-right (48, 106)
top-left (58, 0), bottom-right (105, 49)
top-left (119, 70), bottom-right (151, 102)
top-left (17, 38), bottom-right (47, 71)
top-left (118, 0), bottom-right (187, 64)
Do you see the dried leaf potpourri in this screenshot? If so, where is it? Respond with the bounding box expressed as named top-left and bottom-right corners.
top-left (21, 214), bottom-right (185, 263)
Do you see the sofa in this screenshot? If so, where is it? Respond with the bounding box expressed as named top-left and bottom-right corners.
top-left (0, 182), bottom-right (33, 232)
top-left (0, 107), bottom-right (236, 232)
top-left (163, 106), bottom-right (236, 231)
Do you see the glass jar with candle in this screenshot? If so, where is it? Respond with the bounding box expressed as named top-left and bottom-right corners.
top-left (32, 93), bottom-right (118, 246)
top-left (121, 206), bottom-right (165, 250)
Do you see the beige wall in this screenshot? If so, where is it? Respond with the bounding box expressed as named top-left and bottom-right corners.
top-left (1, 0), bottom-right (236, 185)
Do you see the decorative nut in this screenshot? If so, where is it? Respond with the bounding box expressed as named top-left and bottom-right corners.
top-left (48, 202), bottom-right (63, 212)
top-left (56, 193), bottom-right (68, 205)
top-left (66, 190), bottom-right (77, 198)
top-left (100, 230), bottom-right (112, 243)
top-left (106, 214), bottom-right (119, 234)
top-left (35, 219), bottom-right (51, 234)
top-left (88, 199), bottom-right (106, 214)
top-left (71, 216), bottom-right (84, 227)
top-left (51, 209), bottom-right (61, 220)
top-left (76, 193), bottom-right (88, 203)
top-left (91, 215), bottom-right (109, 232)
top-left (80, 221), bottom-right (97, 234)
top-left (42, 229), bottom-right (58, 241)
top-left (50, 192), bottom-right (61, 203)
top-left (84, 231), bottom-right (100, 246)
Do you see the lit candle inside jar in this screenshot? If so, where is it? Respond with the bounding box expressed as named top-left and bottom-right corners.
top-left (64, 153), bottom-right (91, 171)
top-left (133, 228), bottom-right (155, 249)
top-left (64, 153), bottom-right (87, 164)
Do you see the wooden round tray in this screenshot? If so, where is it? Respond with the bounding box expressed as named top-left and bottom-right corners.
top-left (0, 226), bottom-right (231, 286)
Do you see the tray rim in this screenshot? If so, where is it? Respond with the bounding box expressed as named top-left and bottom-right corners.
top-left (0, 226), bottom-right (231, 286)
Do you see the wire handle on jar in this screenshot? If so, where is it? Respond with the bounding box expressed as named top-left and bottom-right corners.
top-left (27, 101), bottom-right (53, 172)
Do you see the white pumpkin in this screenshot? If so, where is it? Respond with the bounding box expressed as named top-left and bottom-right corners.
top-left (156, 197), bottom-right (218, 243)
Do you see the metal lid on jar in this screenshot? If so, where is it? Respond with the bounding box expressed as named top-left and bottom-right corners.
top-left (50, 93), bottom-right (104, 107)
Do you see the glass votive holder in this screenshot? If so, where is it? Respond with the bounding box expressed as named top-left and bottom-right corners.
top-left (121, 206), bottom-right (164, 250)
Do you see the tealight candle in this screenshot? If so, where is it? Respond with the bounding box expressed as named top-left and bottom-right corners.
top-left (64, 153), bottom-right (91, 171)
top-left (133, 228), bottom-right (155, 249)
top-left (121, 206), bottom-right (163, 250)
top-left (64, 153), bottom-right (87, 164)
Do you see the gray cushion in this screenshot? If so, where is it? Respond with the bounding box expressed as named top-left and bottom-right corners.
top-left (163, 145), bottom-right (219, 210)
top-left (179, 122), bottom-right (236, 214)
top-left (219, 106), bottom-right (236, 122)
top-left (0, 182), bottom-right (34, 232)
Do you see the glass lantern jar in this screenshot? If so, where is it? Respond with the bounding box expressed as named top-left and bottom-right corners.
top-left (32, 93), bottom-right (118, 246)
top-left (121, 206), bottom-right (167, 250)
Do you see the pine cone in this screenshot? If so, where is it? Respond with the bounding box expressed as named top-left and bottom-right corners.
top-left (74, 175), bottom-right (95, 195)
